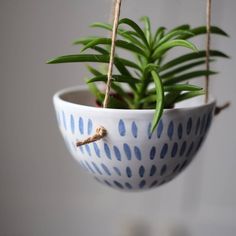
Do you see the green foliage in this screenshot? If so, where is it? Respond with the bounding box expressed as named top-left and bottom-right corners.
top-left (48, 17), bottom-right (229, 131)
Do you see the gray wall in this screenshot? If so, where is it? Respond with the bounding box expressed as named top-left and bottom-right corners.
top-left (1, 0), bottom-right (235, 235)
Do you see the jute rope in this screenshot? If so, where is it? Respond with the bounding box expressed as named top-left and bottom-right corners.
top-left (205, 0), bottom-right (230, 114)
top-left (76, 0), bottom-right (122, 147)
top-left (103, 0), bottom-right (122, 108)
top-left (205, 0), bottom-right (212, 103)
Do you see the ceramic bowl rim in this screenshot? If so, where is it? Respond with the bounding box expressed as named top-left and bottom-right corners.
top-left (53, 85), bottom-right (216, 114)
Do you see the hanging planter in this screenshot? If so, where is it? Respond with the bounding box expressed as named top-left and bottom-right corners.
top-left (54, 86), bottom-right (215, 190)
top-left (48, 0), bottom-right (230, 191)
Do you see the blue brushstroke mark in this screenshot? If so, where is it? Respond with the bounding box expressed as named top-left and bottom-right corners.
top-left (118, 119), bottom-right (126, 136)
top-left (172, 164), bottom-right (180, 173)
top-left (147, 122), bottom-right (152, 139)
top-left (150, 180), bottom-right (158, 188)
top-left (195, 117), bottom-right (200, 135)
top-left (70, 114), bottom-right (75, 134)
top-left (113, 146), bottom-right (121, 161)
top-left (126, 167), bottom-right (132, 178)
top-left (123, 143), bottom-right (132, 160)
top-left (180, 141), bottom-right (187, 157)
top-left (139, 166), bottom-right (145, 178)
top-left (84, 161), bottom-right (95, 174)
top-left (186, 142), bottom-right (194, 157)
top-left (87, 119), bottom-right (93, 135)
top-left (160, 164), bottom-right (167, 176)
top-left (134, 146), bottom-right (142, 160)
top-left (157, 119), bottom-right (163, 138)
top-left (92, 162), bottom-right (102, 175)
top-left (139, 180), bottom-right (146, 189)
top-left (167, 121), bottom-right (174, 140)
top-left (150, 165), bottom-right (157, 177)
top-left (200, 114), bottom-right (206, 135)
top-left (85, 144), bottom-right (91, 156)
top-left (150, 146), bottom-right (156, 160)
top-left (79, 117), bottom-right (84, 134)
top-left (62, 111), bottom-right (67, 130)
top-left (113, 167), bottom-right (121, 176)
top-left (186, 117), bottom-right (192, 135)
top-left (101, 163), bottom-right (111, 176)
top-left (104, 143), bottom-right (111, 159)
top-left (171, 142), bottom-right (178, 158)
top-left (93, 143), bottom-right (100, 158)
top-left (160, 143), bottom-right (168, 159)
top-left (104, 180), bottom-right (112, 187)
top-left (131, 121), bottom-right (138, 138)
top-left (178, 123), bottom-right (183, 139)
top-left (113, 181), bottom-right (124, 189)
top-left (125, 182), bottom-right (132, 189)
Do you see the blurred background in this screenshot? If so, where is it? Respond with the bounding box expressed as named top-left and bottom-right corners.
top-left (0, 0), bottom-right (235, 235)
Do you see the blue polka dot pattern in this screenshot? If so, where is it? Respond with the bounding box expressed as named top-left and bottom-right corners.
top-left (139, 166), bottom-right (145, 178)
top-left (171, 142), bottom-right (178, 158)
top-left (149, 146), bottom-right (156, 160)
top-left (131, 121), bottom-right (138, 138)
top-left (113, 146), bottom-right (121, 161)
top-left (101, 163), bottom-right (111, 176)
top-left (70, 115), bottom-right (75, 134)
top-left (79, 117), bottom-right (84, 134)
top-left (87, 119), bottom-right (93, 135)
top-left (118, 119), bottom-right (126, 136)
top-left (126, 167), bottom-right (132, 178)
top-left (134, 146), bottom-right (142, 160)
top-left (187, 117), bottom-right (192, 135)
top-left (123, 143), bottom-right (132, 160)
top-left (93, 143), bottom-right (100, 158)
top-left (168, 121), bottom-right (174, 140)
top-left (104, 143), bottom-right (111, 159)
top-left (160, 143), bottom-right (168, 159)
top-left (178, 123), bottom-right (183, 139)
top-left (157, 119), bottom-right (163, 138)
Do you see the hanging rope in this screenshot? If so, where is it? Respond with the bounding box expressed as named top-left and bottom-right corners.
top-left (76, 0), bottom-right (122, 147)
top-left (205, 0), bottom-right (212, 103)
top-left (103, 0), bottom-right (122, 108)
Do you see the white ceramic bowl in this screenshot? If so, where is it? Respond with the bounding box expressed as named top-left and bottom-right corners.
top-left (53, 86), bottom-right (215, 191)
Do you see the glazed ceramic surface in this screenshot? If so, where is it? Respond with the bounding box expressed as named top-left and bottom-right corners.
top-left (53, 86), bottom-right (215, 191)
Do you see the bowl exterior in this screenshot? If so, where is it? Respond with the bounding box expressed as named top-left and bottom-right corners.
top-left (53, 89), bottom-right (215, 191)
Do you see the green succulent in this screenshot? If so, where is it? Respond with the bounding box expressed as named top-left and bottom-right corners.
top-left (48, 16), bottom-right (229, 131)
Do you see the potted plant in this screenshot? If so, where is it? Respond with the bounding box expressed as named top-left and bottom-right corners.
top-left (48, 10), bottom-right (229, 191)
